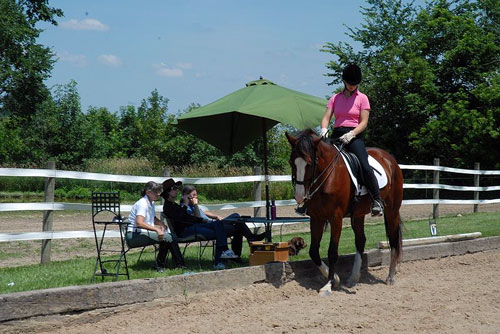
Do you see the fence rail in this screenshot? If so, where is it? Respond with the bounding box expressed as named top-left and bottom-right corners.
top-left (1, 163), bottom-right (500, 251)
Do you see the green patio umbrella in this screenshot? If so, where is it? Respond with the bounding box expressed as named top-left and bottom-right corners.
top-left (175, 78), bottom-right (326, 220)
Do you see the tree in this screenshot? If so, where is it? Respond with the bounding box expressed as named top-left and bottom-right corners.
top-left (162, 104), bottom-right (226, 167)
top-left (322, 0), bottom-right (500, 168)
top-left (0, 0), bottom-right (62, 118)
top-left (23, 80), bottom-right (89, 168)
top-left (0, 116), bottom-right (24, 165)
top-left (81, 106), bottom-right (121, 160)
top-left (116, 89), bottom-right (172, 165)
top-left (136, 89), bottom-right (169, 162)
top-left (408, 0), bottom-right (500, 168)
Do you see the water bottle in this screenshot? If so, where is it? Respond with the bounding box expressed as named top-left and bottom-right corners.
top-left (271, 199), bottom-right (277, 220)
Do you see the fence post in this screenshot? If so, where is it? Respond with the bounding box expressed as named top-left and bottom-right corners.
top-left (253, 166), bottom-right (262, 217)
top-left (474, 162), bottom-right (480, 213)
top-left (433, 158), bottom-right (440, 219)
top-left (41, 160), bottom-right (55, 264)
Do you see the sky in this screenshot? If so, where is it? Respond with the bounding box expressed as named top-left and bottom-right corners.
top-left (37, 0), bottom-right (369, 115)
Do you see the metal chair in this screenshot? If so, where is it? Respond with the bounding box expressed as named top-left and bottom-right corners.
top-left (91, 192), bottom-right (129, 281)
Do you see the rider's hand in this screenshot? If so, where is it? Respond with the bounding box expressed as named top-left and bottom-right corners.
top-left (340, 131), bottom-right (355, 144)
top-left (320, 127), bottom-right (328, 138)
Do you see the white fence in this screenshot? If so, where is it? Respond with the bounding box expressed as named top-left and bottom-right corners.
top-left (1, 163), bottom-right (500, 246)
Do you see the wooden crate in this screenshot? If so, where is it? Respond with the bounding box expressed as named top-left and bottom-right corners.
top-left (249, 241), bottom-right (289, 266)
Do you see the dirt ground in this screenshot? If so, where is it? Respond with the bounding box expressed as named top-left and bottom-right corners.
top-left (2, 249), bottom-right (500, 334)
top-left (1, 203), bottom-right (500, 268)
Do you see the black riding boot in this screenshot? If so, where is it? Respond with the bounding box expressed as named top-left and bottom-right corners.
top-left (364, 168), bottom-right (384, 216)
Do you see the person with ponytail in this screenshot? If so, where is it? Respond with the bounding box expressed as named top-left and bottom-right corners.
top-left (126, 181), bottom-right (185, 272)
top-left (319, 63), bottom-right (384, 216)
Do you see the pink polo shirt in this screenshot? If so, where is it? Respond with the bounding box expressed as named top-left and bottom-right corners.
top-left (327, 90), bottom-right (371, 128)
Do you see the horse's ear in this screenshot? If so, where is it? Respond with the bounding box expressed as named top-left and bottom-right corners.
top-left (312, 135), bottom-right (322, 146)
top-left (285, 132), bottom-right (297, 146)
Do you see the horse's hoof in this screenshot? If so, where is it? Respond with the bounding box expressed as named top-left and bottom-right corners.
top-left (346, 272), bottom-right (360, 288)
top-left (346, 278), bottom-right (357, 288)
top-left (318, 261), bottom-right (329, 279)
top-left (319, 281), bottom-right (333, 296)
top-left (333, 273), bottom-right (341, 288)
top-left (319, 289), bottom-right (332, 297)
top-left (386, 277), bottom-right (395, 285)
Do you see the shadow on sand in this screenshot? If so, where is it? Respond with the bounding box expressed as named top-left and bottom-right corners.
top-left (288, 254), bottom-right (386, 293)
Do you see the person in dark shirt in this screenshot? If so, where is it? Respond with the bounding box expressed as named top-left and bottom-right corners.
top-left (161, 178), bottom-right (237, 270)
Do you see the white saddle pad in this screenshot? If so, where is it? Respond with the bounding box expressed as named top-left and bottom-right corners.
top-left (339, 151), bottom-right (388, 196)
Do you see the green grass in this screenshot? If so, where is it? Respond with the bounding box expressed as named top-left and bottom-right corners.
top-left (1, 211), bottom-right (499, 294)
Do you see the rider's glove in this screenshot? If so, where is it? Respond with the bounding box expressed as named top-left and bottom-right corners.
top-left (339, 131), bottom-right (355, 144)
top-left (319, 127), bottom-right (328, 138)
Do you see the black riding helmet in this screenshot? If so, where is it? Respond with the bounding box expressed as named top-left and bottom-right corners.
top-left (342, 64), bottom-right (362, 86)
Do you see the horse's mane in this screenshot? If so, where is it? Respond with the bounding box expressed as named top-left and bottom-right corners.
top-left (294, 128), bottom-right (317, 159)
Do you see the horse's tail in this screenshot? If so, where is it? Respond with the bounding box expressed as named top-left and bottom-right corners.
top-left (395, 215), bottom-right (403, 262)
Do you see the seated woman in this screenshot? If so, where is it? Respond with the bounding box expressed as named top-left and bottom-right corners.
top-left (161, 178), bottom-right (237, 270)
top-left (180, 185), bottom-right (265, 259)
top-left (126, 181), bottom-right (185, 272)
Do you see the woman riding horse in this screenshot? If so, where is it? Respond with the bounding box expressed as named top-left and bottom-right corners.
top-left (319, 63), bottom-right (384, 216)
top-left (287, 129), bottom-right (403, 295)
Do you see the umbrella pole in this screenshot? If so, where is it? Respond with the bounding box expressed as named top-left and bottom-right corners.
top-left (262, 119), bottom-right (271, 242)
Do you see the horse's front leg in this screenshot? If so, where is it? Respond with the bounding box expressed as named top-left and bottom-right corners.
top-left (309, 216), bottom-right (328, 277)
top-left (347, 215), bottom-right (366, 287)
top-left (319, 216), bottom-right (342, 296)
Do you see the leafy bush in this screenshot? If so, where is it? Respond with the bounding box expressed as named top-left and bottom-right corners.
top-left (84, 157), bottom-right (160, 176)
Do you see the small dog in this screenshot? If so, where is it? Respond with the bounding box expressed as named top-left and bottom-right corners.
top-left (288, 237), bottom-right (307, 256)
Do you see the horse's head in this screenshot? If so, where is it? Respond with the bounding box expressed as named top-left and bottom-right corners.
top-left (286, 129), bottom-right (322, 204)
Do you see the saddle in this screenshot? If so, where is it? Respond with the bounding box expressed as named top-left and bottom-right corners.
top-left (333, 143), bottom-right (388, 197)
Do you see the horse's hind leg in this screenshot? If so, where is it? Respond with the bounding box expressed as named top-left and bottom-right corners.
top-left (384, 210), bottom-right (403, 285)
top-left (347, 215), bottom-right (366, 287)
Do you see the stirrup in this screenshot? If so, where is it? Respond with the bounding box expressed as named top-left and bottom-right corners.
top-left (371, 199), bottom-right (384, 217)
top-left (295, 205), bottom-right (307, 216)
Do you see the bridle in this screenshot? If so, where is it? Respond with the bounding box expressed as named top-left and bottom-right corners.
top-left (292, 141), bottom-right (344, 202)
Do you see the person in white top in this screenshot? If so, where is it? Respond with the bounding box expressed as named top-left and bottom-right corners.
top-left (125, 181), bottom-right (185, 271)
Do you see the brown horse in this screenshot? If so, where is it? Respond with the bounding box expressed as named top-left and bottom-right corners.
top-left (286, 129), bottom-right (403, 295)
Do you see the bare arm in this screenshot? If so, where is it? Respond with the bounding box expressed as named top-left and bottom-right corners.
top-left (352, 109), bottom-right (370, 136)
top-left (321, 106), bottom-right (334, 129)
top-left (154, 216), bottom-right (167, 230)
top-left (189, 197), bottom-right (202, 218)
top-left (203, 210), bottom-right (222, 221)
top-left (136, 215), bottom-right (164, 237)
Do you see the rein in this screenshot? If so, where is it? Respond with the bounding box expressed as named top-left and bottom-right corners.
top-left (295, 141), bottom-right (344, 202)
